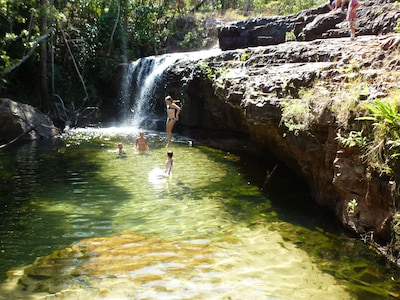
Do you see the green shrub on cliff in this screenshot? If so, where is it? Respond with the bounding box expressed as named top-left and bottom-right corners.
top-left (352, 89), bottom-right (400, 174)
top-left (280, 98), bottom-right (313, 132)
top-left (394, 18), bottom-right (400, 33)
top-left (331, 78), bottom-right (368, 128)
top-left (279, 85), bottom-right (329, 132)
top-left (335, 92), bottom-right (400, 175)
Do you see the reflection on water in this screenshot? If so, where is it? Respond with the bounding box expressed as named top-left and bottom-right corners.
top-left (0, 128), bottom-right (399, 299)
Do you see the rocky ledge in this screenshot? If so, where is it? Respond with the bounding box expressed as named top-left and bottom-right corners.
top-left (165, 33), bottom-right (400, 263)
top-left (218, 0), bottom-right (399, 50)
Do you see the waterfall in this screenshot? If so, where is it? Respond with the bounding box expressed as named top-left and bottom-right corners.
top-left (120, 49), bottom-right (221, 130)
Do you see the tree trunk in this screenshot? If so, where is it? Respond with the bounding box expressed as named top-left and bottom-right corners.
top-left (40, 0), bottom-right (51, 113)
top-left (244, 0), bottom-right (252, 15)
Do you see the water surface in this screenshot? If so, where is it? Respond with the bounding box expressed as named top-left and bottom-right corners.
top-left (0, 128), bottom-right (399, 299)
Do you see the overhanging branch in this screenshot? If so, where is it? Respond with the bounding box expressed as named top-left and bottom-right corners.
top-left (1, 33), bottom-right (49, 77)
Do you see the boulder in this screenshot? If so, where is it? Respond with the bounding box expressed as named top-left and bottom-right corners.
top-left (0, 98), bottom-right (59, 142)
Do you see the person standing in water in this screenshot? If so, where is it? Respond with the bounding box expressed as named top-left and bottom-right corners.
top-left (165, 95), bottom-right (181, 147)
top-left (135, 131), bottom-right (149, 152)
top-left (165, 150), bottom-right (174, 176)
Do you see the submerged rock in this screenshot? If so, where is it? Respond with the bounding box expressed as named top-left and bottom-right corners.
top-left (7, 232), bottom-right (214, 296)
top-left (0, 230), bottom-right (355, 299)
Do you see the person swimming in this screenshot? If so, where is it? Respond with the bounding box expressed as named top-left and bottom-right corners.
top-left (116, 143), bottom-right (126, 157)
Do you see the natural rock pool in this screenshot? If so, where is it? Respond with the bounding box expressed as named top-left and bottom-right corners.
top-left (0, 127), bottom-right (399, 299)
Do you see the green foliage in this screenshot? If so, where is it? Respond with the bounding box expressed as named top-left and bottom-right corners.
top-left (339, 59), bottom-right (361, 74)
top-left (280, 98), bottom-right (313, 132)
top-left (285, 29), bottom-right (296, 42)
top-left (198, 61), bottom-right (223, 80)
top-left (0, 0), bottom-right (328, 115)
top-left (394, 18), bottom-right (400, 33)
top-left (336, 130), bottom-right (367, 148)
top-left (279, 83), bottom-right (331, 134)
top-left (347, 199), bottom-right (358, 214)
top-left (0, 1), bottom-right (41, 78)
top-left (240, 53), bottom-right (249, 62)
top-left (259, 0), bottom-right (325, 16)
top-left (331, 79), bottom-right (367, 128)
top-left (179, 31), bottom-right (201, 49)
top-left (329, 60), bottom-right (368, 128)
top-left (352, 90), bottom-right (400, 174)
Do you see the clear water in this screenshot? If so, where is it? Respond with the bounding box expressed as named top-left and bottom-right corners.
top-left (0, 128), bottom-right (399, 299)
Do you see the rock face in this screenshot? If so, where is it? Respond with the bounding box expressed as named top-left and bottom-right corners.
top-left (0, 98), bottom-right (58, 142)
top-left (218, 0), bottom-right (399, 50)
top-left (165, 33), bottom-right (400, 262)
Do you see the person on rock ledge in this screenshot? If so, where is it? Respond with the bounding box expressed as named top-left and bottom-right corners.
top-left (347, 0), bottom-right (361, 40)
top-left (164, 95), bottom-right (181, 147)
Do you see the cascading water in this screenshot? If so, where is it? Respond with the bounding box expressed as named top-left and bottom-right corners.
top-left (120, 49), bottom-right (221, 130)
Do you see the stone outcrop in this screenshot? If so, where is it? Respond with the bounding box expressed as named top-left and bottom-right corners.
top-left (0, 98), bottom-right (58, 142)
top-left (218, 0), bottom-right (399, 50)
top-left (165, 33), bottom-right (400, 262)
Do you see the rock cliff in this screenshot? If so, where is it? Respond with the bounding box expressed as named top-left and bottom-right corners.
top-left (218, 0), bottom-right (399, 50)
top-left (165, 32), bottom-right (400, 263)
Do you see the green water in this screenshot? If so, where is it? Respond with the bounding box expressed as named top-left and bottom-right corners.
top-left (0, 127), bottom-right (399, 299)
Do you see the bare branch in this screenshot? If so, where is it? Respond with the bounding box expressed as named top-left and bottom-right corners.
top-left (1, 33), bottom-right (49, 76)
top-left (108, 0), bottom-right (121, 56)
top-left (58, 23), bottom-right (90, 103)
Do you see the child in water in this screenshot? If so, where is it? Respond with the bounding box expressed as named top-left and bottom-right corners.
top-left (116, 143), bottom-right (126, 157)
top-left (165, 150), bottom-right (174, 176)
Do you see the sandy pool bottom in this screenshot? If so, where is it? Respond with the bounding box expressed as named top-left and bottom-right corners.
top-left (0, 225), bottom-right (353, 300)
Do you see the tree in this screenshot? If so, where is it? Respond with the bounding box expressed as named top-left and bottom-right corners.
top-left (39, 0), bottom-right (51, 113)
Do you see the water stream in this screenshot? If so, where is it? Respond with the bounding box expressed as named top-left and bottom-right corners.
top-left (0, 128), bottom-right (399, 299)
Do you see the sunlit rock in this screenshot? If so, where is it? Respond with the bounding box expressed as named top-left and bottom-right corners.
top-left (0, 98), bottom-right (58, 142)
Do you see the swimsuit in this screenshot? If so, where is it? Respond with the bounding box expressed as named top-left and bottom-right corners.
top-left (137, 139), bottom-right (146, 146)
top-left (166, 105), bottom-right (176, 122)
